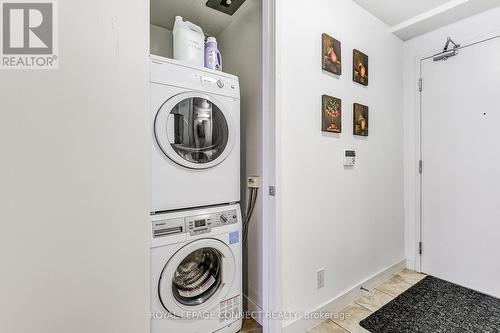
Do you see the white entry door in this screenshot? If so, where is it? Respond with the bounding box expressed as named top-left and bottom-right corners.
top-left (421, 36), bottom-right (500, 297)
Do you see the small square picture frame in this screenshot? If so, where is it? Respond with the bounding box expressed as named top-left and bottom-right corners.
top-left (353, 49), bottom-right (368, 86)
top-left (322, 33), bottom-right (342, 75)
top-left (353, 103), bottom-right (369, 136)
top-left (322, 95), bottom-right (342, 133)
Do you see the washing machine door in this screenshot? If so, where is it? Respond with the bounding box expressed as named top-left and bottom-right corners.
top-left (158, 238), bottom-right (236, 317)
top-left (154, 92), bottom-right (236, 170)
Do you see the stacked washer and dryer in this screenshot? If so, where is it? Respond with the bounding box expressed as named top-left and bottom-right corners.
top-left (150, 55), bottom-right (243, 333)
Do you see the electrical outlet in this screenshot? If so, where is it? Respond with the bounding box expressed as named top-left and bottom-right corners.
top-left (316, 269), bottom-right (325, 289)
top-left (247, 176), bottom-right (260, 188)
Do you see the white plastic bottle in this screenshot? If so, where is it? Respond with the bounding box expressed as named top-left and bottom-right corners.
top-left (172, 16), bottom-right (205, 67)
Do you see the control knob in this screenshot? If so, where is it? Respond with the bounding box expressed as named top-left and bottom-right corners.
top-left (217, 79), bottom-right (224, 88)
top-left (220, 215), bottom-right (228, 223)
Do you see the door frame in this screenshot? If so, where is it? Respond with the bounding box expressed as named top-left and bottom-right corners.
top-left (416, 32), bottom-right (500, 273)
top-left (262, 0), bottom-right (280, 332)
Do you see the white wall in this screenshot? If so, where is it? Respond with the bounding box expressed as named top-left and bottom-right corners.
top-left (276, 0), bottom-right (405, 328)
top-left (218, 0), bottom-right (263, 313)
top-left (403, 6), bottom-right (500, 270)
top-left (0, 1), bottom-right (150, 333)
top-left (150, 25), bottom-right (173, 58)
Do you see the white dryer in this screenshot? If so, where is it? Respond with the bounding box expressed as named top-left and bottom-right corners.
top-left (150, 55), bottom-right (240, 212)
top-left (150, 204), bottom-right (243, 333)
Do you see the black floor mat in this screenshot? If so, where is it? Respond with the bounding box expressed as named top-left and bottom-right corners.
top-left (360, 276), bottom-right (500, 333)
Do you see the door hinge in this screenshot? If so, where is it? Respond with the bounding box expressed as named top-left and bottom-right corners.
top-left (269, 186), bottom-right (276, 196)
top-left (419, 242), bottom-right (423, 255)
top-left (419, 160), bottom-right (423, 174)
top-left (418, 78), bottom-right (423, 92)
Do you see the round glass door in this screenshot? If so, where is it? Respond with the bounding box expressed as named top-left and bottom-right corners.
top-left (154, 92), bottom-right (235, 170)
top-left (158, 239), bottom-right (235, 317)
top-left (172, 248), bottom-right (222, 306)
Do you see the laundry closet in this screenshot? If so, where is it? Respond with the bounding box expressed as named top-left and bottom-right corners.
top-left (148, 0), bottom-right (263, 332)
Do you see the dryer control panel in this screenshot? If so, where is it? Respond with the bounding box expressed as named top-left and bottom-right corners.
top-left (152, 209), bottom-right (238, 238)
top-left (150, 55), bottom-right (240, 100)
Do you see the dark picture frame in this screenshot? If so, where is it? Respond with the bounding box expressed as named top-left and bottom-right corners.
top-left (322, 33), bottom-right (342, 75)
top-left (322, 95), bottom-right (342, 133)
top-left (353, 49), bottom-right (368, 86)
top-left (353, 103), bottom-right (369, 136)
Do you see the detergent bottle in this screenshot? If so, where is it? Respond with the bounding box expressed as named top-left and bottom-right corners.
top-left (173, 16), bottom-right (205, 67)
top-left (204, 37), bottom-right (222, 71)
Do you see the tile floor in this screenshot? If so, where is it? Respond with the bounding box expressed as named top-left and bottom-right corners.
top-left (239, 317), bottom-right (262, 333)
top-left (307, 269), bottom-right (427, 333)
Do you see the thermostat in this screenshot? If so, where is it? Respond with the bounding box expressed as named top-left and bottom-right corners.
top-left (344, 150), bottom-right (356, 166)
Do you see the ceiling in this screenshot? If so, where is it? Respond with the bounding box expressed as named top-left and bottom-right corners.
top-left (353, 0), bottom-right (500, 40)
top-left (150, 0), bottom-right (251, 36)
top-left (151, 0), bottom-right (500, 40)
top-left (353, 0), bottom-right (452, 26)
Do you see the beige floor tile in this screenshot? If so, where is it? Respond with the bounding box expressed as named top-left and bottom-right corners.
top-left (307, 320), bottom-right (349, 333)
top-left (397, 268), bottom-right (427, 285)
top-left (331, 304), bottom-right (372, 333)
top-left (375, 275), bottom-right (412, 297)
top-left (239, 318), bottom-right (262, 333)
top-left (355, 289), bottom-right (394, 312)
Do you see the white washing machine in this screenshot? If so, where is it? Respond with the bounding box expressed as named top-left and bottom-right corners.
top-left (150, 204), bottom-right (243, 333)
top-left (150, 55), bottom-right (240, 212)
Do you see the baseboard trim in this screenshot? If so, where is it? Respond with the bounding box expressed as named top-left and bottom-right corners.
top-left (282, 258), bottom-right (407, 333)
top-left (245, 295), bottom-right (264, 326)
top-left (406, 258), bottom-right (416, 271)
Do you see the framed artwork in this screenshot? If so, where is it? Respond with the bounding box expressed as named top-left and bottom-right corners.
top-left (322, 95), bottom-right (342, 133)
top-left (322, 33), bottom-right (342, 75)
top-left (353, 49), bottom-right (368, 86)
top-left (353, 103), bottom-right (369, 136)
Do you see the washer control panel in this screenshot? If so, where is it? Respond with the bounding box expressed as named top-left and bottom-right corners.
top-left (185, 209), bottom-right (238, 236)
top-left (152, 208), bottom-right (240, 239)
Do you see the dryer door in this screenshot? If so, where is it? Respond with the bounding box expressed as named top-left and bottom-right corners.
top-left (158, 238), bottom-right (236, 317)
top-left (154, 92), bottom-right (236, 169)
